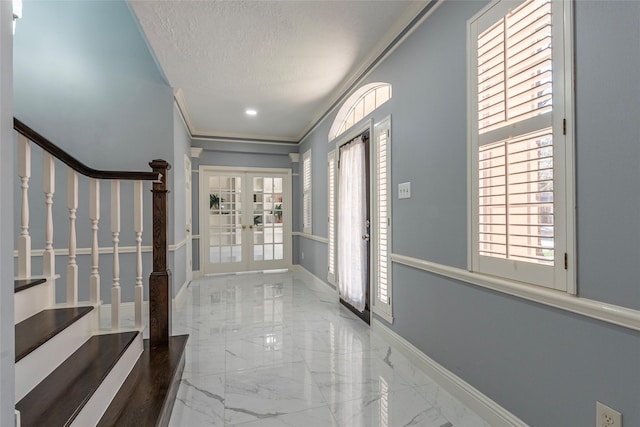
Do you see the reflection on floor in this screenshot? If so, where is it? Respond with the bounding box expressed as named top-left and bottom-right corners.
top-left (168, 271), bottom-right (491, 427)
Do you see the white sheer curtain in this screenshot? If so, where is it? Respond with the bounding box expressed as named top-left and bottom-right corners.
top-left (338, 137), bottom-right (367, 311)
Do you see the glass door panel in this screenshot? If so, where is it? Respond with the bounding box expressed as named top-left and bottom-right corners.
top-left (202, 169), bottom-right (290, 274)
top-left (251, 176), bottom-right (285, 268)
top-left (207, 174), bottom-right (244, 272)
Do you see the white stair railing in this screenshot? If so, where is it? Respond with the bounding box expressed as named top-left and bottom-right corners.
top-left (17, 135), bottom-right (31, 279)
top-left (43, 153), bottom-right (55, 278)
top-left (67, 168), bottom-right (78, 304)
top-left (89, 179), bottom-right (100, 305)
top-left (111, 180), bottom-right (121, 330)
top-left (134, 181), bottom-right (144, 329)
top-left (14, 118), bottom-right (161, 334)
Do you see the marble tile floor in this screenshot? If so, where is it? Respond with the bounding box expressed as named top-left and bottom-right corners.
top-left (166, 271), bottom-right (492, 427)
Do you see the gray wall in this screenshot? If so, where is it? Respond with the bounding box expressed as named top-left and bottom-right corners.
top-left (294, 1), bottom-right (640, 426)
top-left (171, 106), bottom-right (191, 296)
top-left (0, 0), bottom-right (15, 422)
top-left (12, 0), bottom-right (179, 304)
top-left (13, 0), bottom-right (174, 169)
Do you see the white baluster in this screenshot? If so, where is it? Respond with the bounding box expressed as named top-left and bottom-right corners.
top-left (18, 135), bottom-right (31, 279)
top-left (67, 168), bottom-right (78, 304)
top-left (134, 181), bottom-right (144, 329)
top-left (43, 153), bottom-right (56, 278)
top-left (90, 179), bottom-right (100, 305)
top-left (111, 180), bottom-right (121, 330)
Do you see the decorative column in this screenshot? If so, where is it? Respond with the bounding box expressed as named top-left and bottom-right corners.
top-left (149, 159), bottom-right (172, 347)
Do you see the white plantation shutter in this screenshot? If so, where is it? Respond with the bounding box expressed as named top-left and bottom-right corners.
top-left (302, 149), bottom-right (312, 234)
top-left (478, 0), bottom-right (553, 134)
top-left (470, 0), bottom-right (572, 291)
top-left (478, 20), bottom-right (506, 133)
top-left (374, 118), bottom-right (392, 319)
top-left (479, 128), bottom-right (554, 264)
top-left (327, 150), bottom-right (337, 284)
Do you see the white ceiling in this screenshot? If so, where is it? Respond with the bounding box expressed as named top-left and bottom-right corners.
top-left (130, 0), bottom-right (427, 143)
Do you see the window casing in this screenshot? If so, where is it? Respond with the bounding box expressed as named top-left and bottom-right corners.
top-left (302, 149), bottom-right (312, 234)
top-left (374, 118), bottom-right (392, 320)
top-left (327, 150), bottom-right (337, 284)
top-left (469, 0), bottom-right (574, 292)
top-left (328, 83), bottom-right (392, 142)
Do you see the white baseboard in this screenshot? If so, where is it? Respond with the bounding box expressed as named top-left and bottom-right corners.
top-left (174, 279), bottom-right (189, 309)
top-left (372, 319), bottom-right (527, 427)
top-left (290, 264), bottom-right (336, 294)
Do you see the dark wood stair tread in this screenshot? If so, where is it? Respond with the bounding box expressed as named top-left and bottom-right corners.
top-left (16, 306), bottom-right (94, 362)
top-left (17, 331), bottom-right (139, 427)
top-left (98, 335), bottom-right (189, 427)
top-left (14, 278), bottom-right (47, 293)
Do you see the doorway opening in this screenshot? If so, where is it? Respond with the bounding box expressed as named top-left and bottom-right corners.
top-left (199, 167), bottom-right (292, 275)
top-left (337, 129), bottom-right (371, 324)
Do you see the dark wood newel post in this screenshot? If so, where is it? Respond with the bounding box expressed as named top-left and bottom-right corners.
top-left (149, 159), bottom-right (172, 348)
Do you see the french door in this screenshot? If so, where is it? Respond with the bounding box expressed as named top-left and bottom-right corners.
top-left (200, 168), bottom-right (292, 274)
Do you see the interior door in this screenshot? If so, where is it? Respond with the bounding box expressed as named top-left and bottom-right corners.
top-left (202, 168), bottom-right (291, 274)
top-left (248, 173), bottom-right (288, 271)
top-left (204, 172), bottom-right (245, 273)
top-left (337, 131), bottom-right (371, 324)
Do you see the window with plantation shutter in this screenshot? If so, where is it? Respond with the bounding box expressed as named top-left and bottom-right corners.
top-left (302, 149), bottom-right (312, 234)
top-left (469, 0), bottom-right (574, 292)
top-left (374, 118), bottom-right (392, 320)
top-left (327, 150), bottom-right (337, 284)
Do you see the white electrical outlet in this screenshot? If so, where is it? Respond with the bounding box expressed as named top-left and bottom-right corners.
top-left (398, 182), bottom-right (411, 199)
top-left (596, 401), bottom-right (622, 427)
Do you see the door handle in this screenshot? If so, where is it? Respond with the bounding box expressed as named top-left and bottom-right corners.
top-left (362, 234), bottom-right (370, 241)
top-left (242, 225), bottom-right (247, 230)
top-left (249, 225), bottom-right (253, 229)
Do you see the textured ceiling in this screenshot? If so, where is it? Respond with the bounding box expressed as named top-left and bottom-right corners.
top-left (130, 0), bottom-right (426, 142)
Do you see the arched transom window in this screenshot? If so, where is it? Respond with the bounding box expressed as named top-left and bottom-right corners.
top-left (328, 82), bottom-right (392, 142)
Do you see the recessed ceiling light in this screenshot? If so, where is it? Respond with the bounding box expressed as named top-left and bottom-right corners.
top-left (245, 109), bottom-right (257, 116)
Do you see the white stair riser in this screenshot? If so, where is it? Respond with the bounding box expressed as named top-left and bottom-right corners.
top-left (15, 280), bottom-right (54, 324)
top-left (71, 333), bottom-right (143, 427)
top-left (15, 308), bottom-right (97, 402)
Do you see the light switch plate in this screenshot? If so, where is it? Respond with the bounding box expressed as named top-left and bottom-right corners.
top-left (399, 182), bottom-right (411, 199)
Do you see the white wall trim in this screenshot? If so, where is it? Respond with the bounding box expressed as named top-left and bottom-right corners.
top-left (372, 319), bottom-right (527, 427)
top-left (13, 237), bottom-right (189, 258)
top-left (190, 147), bottom-right (203, 158)
top-left (290, 264), bottom-right (337, 294)
top-left (292, 231), bottom-right (328, 244)
top-left (373, 306), bottom-right (394, 324)
top-left (169, 237), bottom-right (188, 252)
top-left (391, 253), bottom-right (640, 332)
top-left (174, 279), bottom-right (189, 308)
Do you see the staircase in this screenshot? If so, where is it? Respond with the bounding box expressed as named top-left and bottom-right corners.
top-left (13, 120), bottom-right (188, 426)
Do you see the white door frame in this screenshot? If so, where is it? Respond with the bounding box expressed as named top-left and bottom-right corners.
top-left (184, 154), bottom-right (193, 284)
top-left (332, 120), bottom-right (373, 324)
top-left (199, 165), bottom-right (293, 274)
